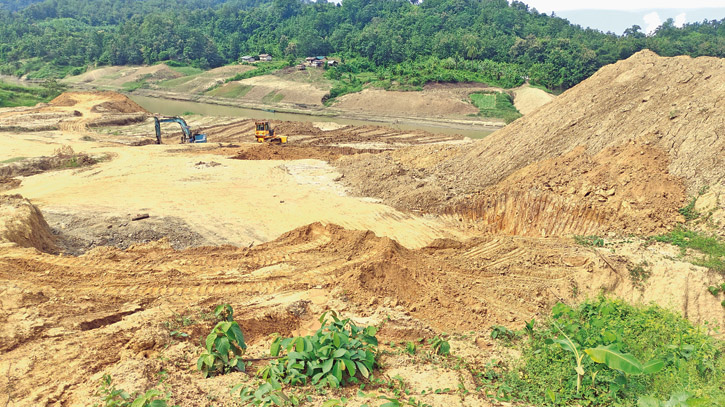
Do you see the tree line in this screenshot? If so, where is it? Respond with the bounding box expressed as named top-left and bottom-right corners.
top-left (1, 0), bottom-right (723, 89)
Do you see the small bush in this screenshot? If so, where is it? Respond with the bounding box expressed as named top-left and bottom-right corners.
top-left (197, 304), bottom-right (247, 378)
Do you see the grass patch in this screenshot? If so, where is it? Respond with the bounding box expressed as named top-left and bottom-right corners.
top-left (207, 83), bottom-right (252, 98)
top-left (470, 92), bottom-right (496, 109)
top-left (121, 74), bottom-right (152, 92)
top-left (573, 235), bottom-right (605, 247)
top-left (261, 90), bottom-right (284, 104)
top-left (0, 81), bottom-right (63, 107)
top-left (653, 227), bottom-right (725, 273)
top-left (470, 91), bottom-right (522, 124)
top-left (156, 75), bottom-right (197, 89)
top-left (225, 61), bottom-right (291, 82)
top-left (0, 156), bottom-right (28, 164)
top-left (485, 297), bottom-right (725, 406)
top-left (168, 65), bottom-right (203, 76)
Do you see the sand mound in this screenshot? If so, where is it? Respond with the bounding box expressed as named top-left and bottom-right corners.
top-left (0, 195), bottom-right (57, 253)
top-left (446, 50), bottom-right (724, 195)
top-left (334, 86), bottom-right (482, 118)
top-left (50, 91), bottom-right (148, 114)
top-left (512, 84), bottom-right (555, 114)
top-left (338, 50), bottom-right (724, 235)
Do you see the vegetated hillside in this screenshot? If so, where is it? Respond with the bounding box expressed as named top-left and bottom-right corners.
top-left (0, 0), bottom-right (724, 91)
top-left (337, 50), bottom-right (724, 235)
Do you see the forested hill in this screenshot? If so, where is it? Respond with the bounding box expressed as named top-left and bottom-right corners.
top-left (1, 0), bottom-right (724, 89)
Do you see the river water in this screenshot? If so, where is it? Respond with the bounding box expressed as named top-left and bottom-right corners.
top-left (129, 95), bottom-right (496, 139)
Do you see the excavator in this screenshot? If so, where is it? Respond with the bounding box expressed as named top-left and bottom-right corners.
top-left (254, 121), bottom-right (287, 144)
top-left (154, 116), bottom-right (207, 144)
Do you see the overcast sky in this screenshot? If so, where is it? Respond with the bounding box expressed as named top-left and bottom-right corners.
top-left (522, 0), bottom-right (725, 12)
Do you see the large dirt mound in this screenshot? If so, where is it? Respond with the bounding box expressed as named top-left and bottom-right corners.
top-left (0, 194), bottom-right (57, 253)
top-left (50, 91), bottom-right (148, 114)
top-left (338, 50), bottom-right (724, 235)
top-left (446, 50), bottom-right (724, 195)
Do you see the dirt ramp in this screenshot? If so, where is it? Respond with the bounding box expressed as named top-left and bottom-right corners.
top-left (0, 195), bottom-right (57, 253)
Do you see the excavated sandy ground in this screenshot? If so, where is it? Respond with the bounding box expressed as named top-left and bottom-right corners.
top-left (0, 78), bottom-right (723, 407)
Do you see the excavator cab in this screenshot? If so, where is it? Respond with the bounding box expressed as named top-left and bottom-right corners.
top-left (255, 121), bottom-right (287, 144)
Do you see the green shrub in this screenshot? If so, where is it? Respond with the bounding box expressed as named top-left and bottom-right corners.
top-left (196, 304), bottom-right (247, 378)
top-left (257, 311), bottom-right (378, 388)
top-left (486, 297), bottom-right (725, 406)
top-left (94, 374), bottom-right (174, 407)
top-left (653, 228), bottom-right (725, 273)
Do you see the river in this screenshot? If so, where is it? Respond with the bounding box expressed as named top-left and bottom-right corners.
top-left (129, 95), bottom-right (496, 139)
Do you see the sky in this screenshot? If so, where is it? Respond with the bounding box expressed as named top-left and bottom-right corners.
top-left (520, 1), bottom-right (725, 34)
top-left (521, 0), bottom-right (725, 12)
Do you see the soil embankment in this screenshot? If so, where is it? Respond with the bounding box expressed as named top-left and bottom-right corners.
top-left (337, 50), bottom-right (724, 236)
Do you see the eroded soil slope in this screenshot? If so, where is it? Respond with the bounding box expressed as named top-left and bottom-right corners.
top-left (338, 50), bottom-right (724, 236)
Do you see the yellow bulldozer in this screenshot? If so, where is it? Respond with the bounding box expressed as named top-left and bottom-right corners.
top-left (254, 121), bottom-right (287, 144)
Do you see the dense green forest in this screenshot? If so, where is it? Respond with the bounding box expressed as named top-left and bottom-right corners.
top-left (1, 0), bottom-right (724, 89)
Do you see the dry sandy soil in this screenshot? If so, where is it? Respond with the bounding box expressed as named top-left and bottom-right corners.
top-left (1, 50), bottom-right (724, 406)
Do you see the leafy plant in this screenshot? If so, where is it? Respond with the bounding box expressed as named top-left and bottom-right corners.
top-left (708, 285), bottom-right (722, 296)
top-left (638, 391), bottom-right (712, 407)
top-left (629, 261), bottom-right (652, 288)
top-left (94, 374), bottom-right (173, 407)
top-left (573, 235), bottom-right (605, 247)
top-left (428, 335), bottom-right (450, 356)
top-left (260, 311), bottom-right (378, 388)
top-left (490, 325), bottom-right (517, 342)
top-left (233, 381), bottom-right (300, 407)
top-left (196, 304), bottom-right (247, 378)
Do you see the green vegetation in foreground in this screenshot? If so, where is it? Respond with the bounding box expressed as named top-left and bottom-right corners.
top-left (470, 91), bottom-right (522, 124)
top-left (486, 297), bottom-right (724, 406)
top-left (653, 227), bottom-right (725, 273)
top-left (0, 80), bottom-right (63, 107)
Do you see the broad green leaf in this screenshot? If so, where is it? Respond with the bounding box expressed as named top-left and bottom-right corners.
top-left (356, 361), bottom-right (369, 378)
top-left (148, 401), bottom-right (167, 407)
top-left (438, 341), bottom-right (451, 355)
top-left (585, 345), bottom-right (643, 374)
top-left (230, 322), bottom-right (246, 349)
top-left (333, 359), bottom-right (343, 383)
top-left (205, 332), bottom-right (217, 352)
top-left (333, 332), bottom-right (341, 348)
top-left (254, 383), bottom-right (273, 398)
top-left (546, 389), bottom-right (556, 403)
top-left (322, 400), bottom-right (342, 407)
top-left (271, 337), bottom-right (281, 356)
top-left (218, 337), bottom-right (230, 359)
top-left (295, 337), bottom-right (304, 352)
top-left (333, 348), bottom-right (347, 358)
top-left (342, 358), bottom-right (356, 377)
top-left (552, 338), bottom-right (578, 355)
top-left (642, 359), bottom-right (665, 374)
top-left (322, 358), bottom-right (334, 373)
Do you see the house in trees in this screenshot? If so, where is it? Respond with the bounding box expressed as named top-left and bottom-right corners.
top-left (241, 55), bottom-right (255, 63)
top-left (259, 54), bottom-right (272, 61)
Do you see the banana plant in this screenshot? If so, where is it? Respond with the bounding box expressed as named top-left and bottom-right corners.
top-left (548, 322), bottom-right (664, 394)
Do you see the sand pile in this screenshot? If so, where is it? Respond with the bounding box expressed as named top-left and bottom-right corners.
top-left (338, 50), bottom-right (725, 235)
top-left (0, 194), bottom-right (57, 253)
